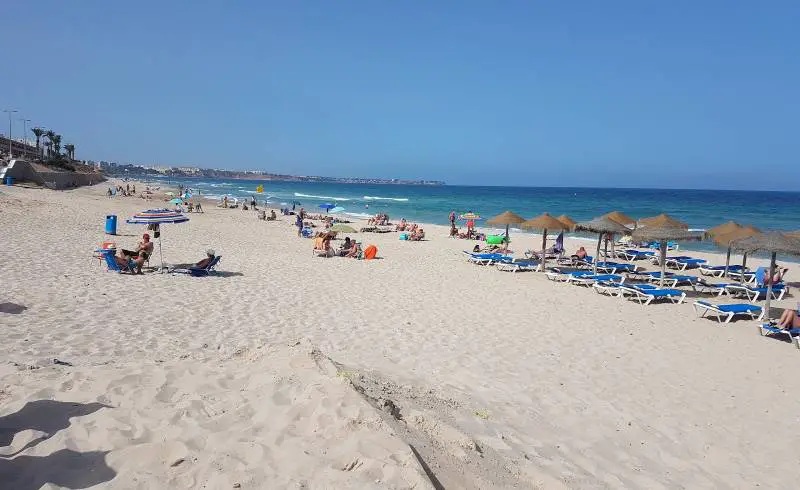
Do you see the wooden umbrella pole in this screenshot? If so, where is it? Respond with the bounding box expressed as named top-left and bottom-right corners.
top-left (594, 233), bottom-right (602, 276)
top-left (740, 253), bottom-right (748, 284)
top-left (541, 229), bottom-right (548, 272)
top-left (764, 252), bottom-right (776, 320)
top-left (724, 246), bottom-right (731, 277)
top-left (660, 240), bottom-right (667, 288)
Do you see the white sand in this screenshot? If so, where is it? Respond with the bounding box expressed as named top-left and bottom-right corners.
top-left (2, 181), bottom-right (800, 489)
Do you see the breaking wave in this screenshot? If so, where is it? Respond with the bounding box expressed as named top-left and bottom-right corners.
top-left (363, 195), bottom-right (409, 202)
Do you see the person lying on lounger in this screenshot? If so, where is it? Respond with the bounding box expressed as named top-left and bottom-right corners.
top-left (570, 247), bottom-right (587, 261)
top-left (194, 250), bottom-right (216, 269)
top-left (777, 308), bottom-right (800, 330)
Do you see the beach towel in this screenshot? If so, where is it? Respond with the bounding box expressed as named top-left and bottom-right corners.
top-left (755, 267), bottom-right (767, 286)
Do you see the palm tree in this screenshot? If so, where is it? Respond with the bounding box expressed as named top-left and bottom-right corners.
top-left (51, 134), bottom-right (62, 157)
top-left (31, 127), bottom-right (44, 157)
top-left (44, 130), bottom-right (55, 158)
top-left (65, 143), bottom-right (75, 160)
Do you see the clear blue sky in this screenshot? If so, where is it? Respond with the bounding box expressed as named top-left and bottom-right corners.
top-left (1, 1), bottom-right (798, 189)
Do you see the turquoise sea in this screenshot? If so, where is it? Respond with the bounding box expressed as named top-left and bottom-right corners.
top-left (143, 176), bottom-right (800, 252)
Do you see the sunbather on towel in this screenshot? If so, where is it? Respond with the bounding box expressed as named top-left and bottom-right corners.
top-left (777, 308), bottom-right (800, 330)
top-left (409, 228), bottom-right (425, 241)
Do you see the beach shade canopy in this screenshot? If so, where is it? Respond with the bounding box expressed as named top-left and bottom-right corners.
top-left (732, 232), bottom-right (800, 320)
top-left (487, 211), bottom-right (526, 239)
top-left (329, 206), bottom-right (345, 214)
top-left (521, 213), bottom-right (571, 272)
top-left (319, 203), bottom-right (336, 212)
top-left (602, 211), bottom-right (636, 226)
top-left (576, 216), bottom-right (633, 275)
top-left (330, 224), bottom-right (357, 233)
top-left (705, 221), bottom-right (742, 239)
top-left (126, 209), bottom-right (190, 272)
top-left (632, 214), bottom-right (700, 287)
top-left (709, 225), bottom-right (761, 277)
top-left (556, 215), bottom-right (577, 230)
top-left (788, 230), bottom-right (800, 239)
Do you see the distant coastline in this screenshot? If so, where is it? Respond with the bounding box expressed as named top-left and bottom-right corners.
top-left (98, 162), bottom-right (444, 186)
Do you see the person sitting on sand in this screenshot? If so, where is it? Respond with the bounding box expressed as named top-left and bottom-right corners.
top-left (345, 240), bottom-right (361, 258)
top-left (409, 228), bottom-right (425, 241)
top-left (777, 308), bottom-right (800, 330)
top-left (339, 237), bottom-right (352, 255)
top-left (268, 210), bottom-right (276, 220)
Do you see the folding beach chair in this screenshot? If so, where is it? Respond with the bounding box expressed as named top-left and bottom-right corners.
top-left (666, 257), bottom-right (707, 271)
top-left (101, 250), bottom-right (136, 274)
top-left (692, 301), bottom-right (763, 323)
top-left (172, 256), bottom-right (222, 276)
top-left (698, 264), bottom-right (747, 277)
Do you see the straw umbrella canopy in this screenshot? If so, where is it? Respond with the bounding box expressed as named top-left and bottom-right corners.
top-left (603, 211), bottom-right (636, 226)
top-left (556, 215), bottom-right (577, 231)
top-left (632, 214), bottom-right (699, 287)
top-left (709, 225), bottom-right (761, 277)
top-left (486, 211), bottom-right (526, 240)
top-left (575, 217), bottom-right (633, 275)
top-left (705, 221), bottom-right (742, 239)
top-left (733, 232), bottom-right (800, 320)
top-left (521, 213), bottom-right (571, 271)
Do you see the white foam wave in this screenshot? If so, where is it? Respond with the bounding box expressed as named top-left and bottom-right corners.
top-left (294, 192), bottom-right (351, 202)
top-left (345, 212), bottom-right (373, 219)
top-left (363, 195), bottom-right (409, 202)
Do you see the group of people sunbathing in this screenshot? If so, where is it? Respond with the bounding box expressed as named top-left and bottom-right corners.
top-left (368, 214), bottom-right (390, 226)
top-left (313, 232), bottom-right (361, 258)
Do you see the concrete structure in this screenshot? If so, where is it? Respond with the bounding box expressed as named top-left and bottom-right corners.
top-left (0, 135), bottom-right (40, 160)
top-left (1, 159), bottom-right (105, 189)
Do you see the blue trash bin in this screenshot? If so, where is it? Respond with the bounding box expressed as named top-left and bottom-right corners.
top-left (4, 176), bottom-right (13, 186)
top-left (105, 215), bottom-right (117, 235)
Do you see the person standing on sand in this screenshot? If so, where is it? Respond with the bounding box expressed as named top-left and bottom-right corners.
top-left (449, 211), bottom-right (456, 227)
top-left (296, 214), bottom-right (304, 237)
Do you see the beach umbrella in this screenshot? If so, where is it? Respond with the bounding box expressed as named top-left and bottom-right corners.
top-left (556, 215), bottom-right (577, 231)
top-left (603, 211), bottom-right (636, 226)
top-left (126, 209), bottom-right (190, 272)
top-left (705, 221), bottom-right (742, 239)
top-left (168, 197), bottom-right (183, 205)
top-left (319, 203), bottom-right (336, 213)
top-left (632, 214), bottom-right (699, 287)
top-left (733, 232), bottom-right (800, 320)
top-left (486, 211), bottom-right (525, 240)
top-left (330, 206), bottom-right (345, 214)
top-left (708, 225), bottom-right (761, 277)
top-left (575, 216), bottom-right (633, 275)
top-left (459, 212), bottom-right (481, 220)
top-left (521, 213), bottom-right (571, 272)
top-left (330, 224), bottom-right (357, 233)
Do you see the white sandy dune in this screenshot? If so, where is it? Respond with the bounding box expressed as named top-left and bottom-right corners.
top-left (2, 182), bottom-right (800, 489)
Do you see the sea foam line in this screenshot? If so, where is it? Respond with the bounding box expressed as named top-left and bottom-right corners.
top-left (363, 195), bottom-right (409, 202)
top-left (294, 192), bottom-right (351, 202)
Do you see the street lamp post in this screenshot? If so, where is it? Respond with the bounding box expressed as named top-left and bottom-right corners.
top-left (19, 118), bottom-right (31, 155)
top-left (3, 109), bottom-right (19, 158)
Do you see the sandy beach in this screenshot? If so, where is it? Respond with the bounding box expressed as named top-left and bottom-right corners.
top-left (2, 181), bottom-right (800, 489)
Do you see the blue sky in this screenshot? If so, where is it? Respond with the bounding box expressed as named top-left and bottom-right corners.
top-left (1, 1), bottom-right (798, 189)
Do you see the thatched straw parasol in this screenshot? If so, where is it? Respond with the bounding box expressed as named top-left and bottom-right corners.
top-left (733, 232), bottom-right (800, 320)
top-left (575, 216), bottom-right (633, 275)
top-left (709, 225), bottom-right (761, 278)
top-left (632, 214), bottom-right (699, 287)
top-left (603, 211), bottom-right (636, 226)
top-left (705, 221), bottom-right (742, 239)
top-left (521, 213), bottom-right (571, 271)
top-left (486, 211), bottom-right (526, 241)
top-left (556, 215), bottom-right (577, 231)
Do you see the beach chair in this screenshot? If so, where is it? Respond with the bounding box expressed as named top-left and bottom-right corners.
top-left (464, 252), bottom-right (512, 266)
top-left (698, 264), bottom-right (747, 277)
top-left (545, 269), bottom-right (593, 282)
top-left (617, 249), bottom-right (655, 261)
top-left (569, 274), bottom-right (624, 287)
top-left (758, 324), bottom-right (800, 347)
top-left (496, 260), bottom-right (539, 272)
top-left (592, 279), bottom-right (626, 297)
top-left (666, 257), bottom-right (707, 271)
top-left (101, 250), bottom-right (136, 274)
top-left (619, 286), bottom-right (686, 305)
top-left (595, 262), bottom-right (637, 274)
top-left (724, 283), bottom-right (788, 303)
top-left (692, 301), bottom-right (763, 323)
top-left (650, 255), bottom-right (690, 265)
top-left (694, 280), bottom-right (732, 297)
top-left (171, 256), bottom-right (222, 276)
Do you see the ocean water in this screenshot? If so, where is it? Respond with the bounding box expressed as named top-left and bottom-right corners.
top-left (143, 176), bottom-right (800, 251)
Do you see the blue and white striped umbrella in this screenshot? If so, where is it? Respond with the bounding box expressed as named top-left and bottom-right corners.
top-left (126, 209), bottom-right (189, 271)
top-left (127, 209), bottom-right (190, 225)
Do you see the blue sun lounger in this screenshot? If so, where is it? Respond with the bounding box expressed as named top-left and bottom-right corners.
top-left (496, 259), bottom-right (539, 272)
top-left (759, 324), bottom-right (800, 347)
top-left (172, 256), bottom-right (222, 277)
top-left (620, 285), bottom-right (686, 305)
top-left (724, 283), bottom-right (788, 303)
top-left (568, 273), bottom-right (624, 286)
top-left (698, 264), bottom-right (747, 277)
top-left (666, 257), bottom-right (707, 271)
top-left (594, 262), bottom-right (637, 274)
top-left (545, 269), bottom-right (593, 282)
top-left (463, 252), bottom-right (512, 265)
top-left (617, 249), bottom-right (655, 261)
top-left (693, 301), bottom-right (763, 323)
